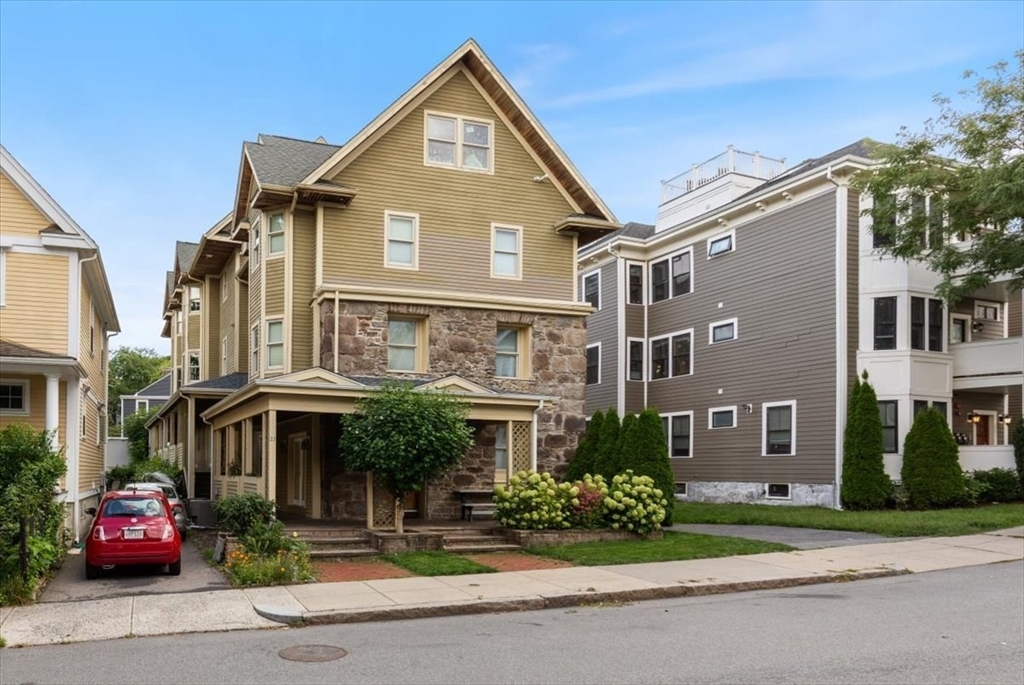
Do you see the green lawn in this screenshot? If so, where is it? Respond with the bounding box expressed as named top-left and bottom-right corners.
top-left (527, 531), bottom-right (792, 566)
top-left (676, 501), bottom-right (1024, 537)
top-left (382, 551), bottom-right (498, 576)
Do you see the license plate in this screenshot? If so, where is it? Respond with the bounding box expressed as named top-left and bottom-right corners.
top-left (123, 528), bottom-right (145, 540)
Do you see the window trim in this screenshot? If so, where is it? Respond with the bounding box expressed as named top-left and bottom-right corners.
top-left (495, 324), bottom-right (530, 379)
top-left (188, 285), bottom-right (201, 313)
top-left (706, 230), bottom-right (735, 259)
top-left (0, 379), bottom-right (30, 416)
top-left (649, 247), bottom-right (693, 303)
top-left (949, 313), bottom-right (972, 344)
top-left (762, 400), bottom-right (797, 457)
top-left (873, 296), bottom-right (898, 350)
top-left (661, 411), bottom-right (694, 459)
top-left (490, 223), bottom-right (523, 280)
top-left (136, 398), bottom-right (149, 414)
top-left (384, 210), bottom-right (420, 270)
top-left (387, 316), bottom-right (426, 373)
top-left (766, 483), bottom-right (792, 500)
top-left (586, 342), bottom-right (601, 385)
top-left (627, 337), bottom-right (645, 382)
top-left (581, 269), bottom-right (601, 310)
top-left (250, 324), bottom-right (260, 375)
top-left (250, 214), bottom-right (262, 271)
top-left (879, 399), bottom-right (898, 454)
top-left (187, 350), bottom-right (200, 382)
top-left (221, 336), bottom-right (228, 373)
top-left (708, 406), bottom-right (737, 430)
top-left (649, 328), bottom-right (694, 381)
top-left (709, 318), bottom-right (738, 345)
top-left (974, 299), bottom-right (1002, 322)
top-left (265, 319), bottom-right (284, 370)
top-left (267, 211), bottom-right (286, 257)
top-left (423, 110), bottom-right (495, 174)
top-left (626, 261), bottom-right (645, 305)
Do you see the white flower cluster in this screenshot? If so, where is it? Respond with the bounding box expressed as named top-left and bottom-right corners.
top-left (603, 470), bottom-right (668, 535)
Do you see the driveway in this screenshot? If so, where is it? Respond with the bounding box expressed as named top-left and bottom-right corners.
top-left (671, 523), bottom-right (894, 549)
top-left (40, 539), bottom-right (230, 603)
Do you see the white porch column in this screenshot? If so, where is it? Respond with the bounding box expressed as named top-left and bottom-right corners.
top-left (44, 373), bottom-right (61, 449)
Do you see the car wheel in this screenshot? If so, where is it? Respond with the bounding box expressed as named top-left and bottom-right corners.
top-left (168, 558), bottom-right (181, 576)
top-left (180, 529), bottom-right (188, 542)
top-left (86, 562), bottom-right (100, 580)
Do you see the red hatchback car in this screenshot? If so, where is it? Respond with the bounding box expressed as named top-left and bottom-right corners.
top-left (85, 490), bottom-right (182, 579)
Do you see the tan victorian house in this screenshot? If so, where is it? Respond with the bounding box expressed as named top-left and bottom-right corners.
top-left (0, 145), bottom-right (120, 541)
top-left (148, 40), bottom-right (618, 526)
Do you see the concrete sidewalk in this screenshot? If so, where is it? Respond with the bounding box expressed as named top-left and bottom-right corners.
top-left (2, 527), bottom-right (1021, 648)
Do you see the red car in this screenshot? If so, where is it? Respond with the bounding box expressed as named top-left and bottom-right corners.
top-left (85, 490), bottom-right (182, 579)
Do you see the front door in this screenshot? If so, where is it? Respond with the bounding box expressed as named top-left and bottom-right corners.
top-left (976, 415), bottom-right (992, 446)
top-left (289, 435), bottom-right (307, 506)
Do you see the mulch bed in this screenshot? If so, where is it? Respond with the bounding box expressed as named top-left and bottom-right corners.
top-left (313, 559), bottom-right (415, 582)
top-left (464, 552), bottom-right (575, 572)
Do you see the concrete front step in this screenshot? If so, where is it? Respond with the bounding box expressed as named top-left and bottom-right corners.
top-left (441, 535), bottom-right (509, 546)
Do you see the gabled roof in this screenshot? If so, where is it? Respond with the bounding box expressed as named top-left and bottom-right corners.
top-left (174, 241), bottom-right (200, 276)
top-left (300, 39), bottom-right (616, 223)
top-left (579, 221), bottom-right (655, 254)
top-left (185, 372), bottom-right (249, 391)
top-left (134, 373), bottom-right (172, 398)
top-left (0, 338), bottom-right (74, 360)
top-left (244, 135), bottom-right (341, 188)
top-left (1, 145), bottom-right (120, 332)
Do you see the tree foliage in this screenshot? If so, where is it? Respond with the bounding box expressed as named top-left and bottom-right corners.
top-left (564, 410), bottom-right (604, 482)
top-left (901, 408), bottom-right (965, 509)
top-left (626, 409), bottom-right (676, 525)
top-left (841, 373), bottom-right (892, 510)
top-left (338, 381), bottom-right (473, 533)
top-left (108, 347), bottom-right (170, 424)
top-left (592, 407), bottom-right (622, 479)
top-left (1014, 417), bottom-right (1024, 494)
top-left (122, 406), bottom-right (160, 462)
top-left (853, 51), bottom-right (1024, 303)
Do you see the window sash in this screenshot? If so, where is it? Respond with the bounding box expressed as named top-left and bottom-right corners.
top-left (188, 353), bottom-right (200, 382)
top-left (0, 383), bottom-right (26, 412)
top-left (766, 406), bottom-right (793, 455)
top-left (712, 323), bottom-right (735, 343)
top-left (628, 340), bottom-right (644, 381)
top-left (266, 321), bottom-right (284, 368)
top-left (651, 261), bottom-right (669, 302)
top-left (426, 114), bottom-right (492, 171)
top-left (388, 320), bottom-right (418, 372)
top-left (251, 326), bottom-right (259, 373)
top-left (671, 333), bottom-right (691, 376)
top-left (628, 265), bottom-right (643, 304)
top-left (268, 213), bottom-right (285, 254)
top-left (189, 286), bottom-right (201, 312)
top-left (879, 400), bottom-right (898, 453)
top-left (651, 339), bottom-right (669, 380)
top-left (493, 229), bottom-right (519, 277)
top-left (662, 415), bottom-right (691, 458)
top-left (387, 215), bottom-right (416, 266)
top-left (494, 424), bottom-right (509, 470)
top-left (911, 297), bottom-right (925, 350)
top-left (874, 297), bottom-right (897, 350)
top-left (671, 253), bottom-right (691, 296)
top-left (928, 299), bottom-right (943, 351)
top-left (583, 273), bottom-right (600, 309)
top-left (495, 327), bottom-right (519, 378)
top-left (586, 346), bottom-right (600, 385)
top-left (711, 410), bottom-right (734, 428)
top-left (708, 235), bottom-right (732, 257)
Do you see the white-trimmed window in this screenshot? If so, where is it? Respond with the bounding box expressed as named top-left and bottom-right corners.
top-left (89, 302), bottom-right (95, 354)
top-left (763, 400), bottom-right (796, 456)
top-left (492, 225), bottom-right (522, 279)
top-left (176, 311), bottom-right (182, 336)
top-left (425, 112), bottom-right (493, 172)
top-left (627, 263), bottom-right (644, 305)
top-left (250, 325), bottom-right (259, 375)
top-left (627, 338), bottom-right (644, 381)
top-left (661, 412), bottom-right (693, 458)
top-left (709, 406), bottom-right (737, 429)
top-left (494, 423), bottom-right (509, 481)
top-left (221, 336), bottom-right (228, 372)
top-left (582, 271), bottom-right (600, 310)
top-left (496, 325), bottom-right (527, 378)
top-left (136, 399), bottom-right (149, 414)
top-left (709, 318), bottom-right (738, 344)
top-left (221, 276), bottom-right (228, 302)
top-left (268, 212), bottom-right (285, 255)
top-left (950, 313), bottom-right (972, 344)
top-left (189, 285), bottom-right (201, 313)
top-left (707, 231), bottom-right (735, 259)
top-left (80, 391), bottom-right (88, 437)
top-left (0, 380), bottom-right (29, 415)
top-left (96, 411), bottom-right (103, 446)
top-left (766, 483), bottom-right (791, 500)
top-left (385, 211), bottom-right (418, 269)
top-left (650, 329), bottom-right (692, 380)
top-left (388, 318), bottom-right (423, 372)
top-left (586, 343), bottom-right (601, 385)
top-left (975, 300), bottom-right (1001, 322)
top-left (250, 216), bottom-right (262, 269)
top-left (266, 320), bottom-right (284, 369)
top-left (188, 351), bottom-right (200, 382)
top-left (650, 249), bottom-right (692, 303)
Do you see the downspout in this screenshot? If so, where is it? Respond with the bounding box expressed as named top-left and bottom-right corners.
top-left (826, 167), bottom-right (847, 509)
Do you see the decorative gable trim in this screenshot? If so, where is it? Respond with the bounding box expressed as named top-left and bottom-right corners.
top-left (419, 375), bottom-right (497, 395)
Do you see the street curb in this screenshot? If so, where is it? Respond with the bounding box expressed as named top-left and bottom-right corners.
top-left (264, 566), bottom-right (909, 627)
top-left (252, 605), bottom-right (305, 625)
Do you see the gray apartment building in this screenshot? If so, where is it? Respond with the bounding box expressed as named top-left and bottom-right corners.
top-left (578, 141), bottom-right (1022, 507)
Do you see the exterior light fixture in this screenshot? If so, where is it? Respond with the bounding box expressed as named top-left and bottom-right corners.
top-left (965, 411), bottom-right (982, 424)
top-left (998, 413), bottom-right (1012, 426)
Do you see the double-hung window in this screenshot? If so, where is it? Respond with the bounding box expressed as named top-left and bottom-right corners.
top-left (879, 400), bottom-right (898, 453)
top-left (873, 297), bottom-right (897, 350)
top-left (911, 297), bottom-right (926, 350)
top-left (189, 286), bottom-right (201, 313)
top-left (388, 318), bottom-right (420, 372)
top-left (250, 325), bottom-right (259, 374)
top-left (650, 331), bottom-right (692, 380)
top-left (661, 413), bottom-right (692, 458)
top-left (627, 264), bottom-right (643, 305)
top-left (912, 297), bottom-right (944, 351)
top-left (0, 381), bottom-right (29, 415)
top-left (586, 344), bottom-right (600, 385)
top-left (582, 271), bottom-right (600, 310)
top-left (188, 351), bottom-right (200, 382)
top-left (385, 212), bottom-right (418, 268)
top-left (763, 401), bottom-right (796, 456)
top-left (492, 225), bottom-right (521, 278)
top-left (425, 113), bottom-right (493, 172)
top-left (627, 339), bottom-right (644, 381)
top-left (266, 320), bottom-right (284, 369)
top-left (928, 299), bottom-right (943, 351)
top-left (268, 213), bottom-right (285, 255)
top-left (650, 250), bottom-right (691, 303)
top-left (250, 216), bottom-right (261, 268)
top-left (495, 326), bottom-right (521, 378)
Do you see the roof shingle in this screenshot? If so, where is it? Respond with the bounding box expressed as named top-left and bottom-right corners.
top-left (244, 134), bottom-right (341, 187)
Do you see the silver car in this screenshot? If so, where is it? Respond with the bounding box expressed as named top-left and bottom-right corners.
top-left (124, 482), bottom-right (189, 539)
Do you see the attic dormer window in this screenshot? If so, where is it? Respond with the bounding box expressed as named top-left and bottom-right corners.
top-left (425, 112), bottom-right (492, 173)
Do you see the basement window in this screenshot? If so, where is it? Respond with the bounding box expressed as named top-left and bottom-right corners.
top-left (766, 483), bottom-right (791, 500)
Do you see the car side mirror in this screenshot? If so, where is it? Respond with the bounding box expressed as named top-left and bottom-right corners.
top-left (85, 507), bottom-right (96, 516)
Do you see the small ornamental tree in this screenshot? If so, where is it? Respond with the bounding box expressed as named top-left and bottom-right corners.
top-left (901, 408), bottom-right (965, 509)
top-left (565, 410), bottom-right (604, 483)
top-left (627, 409), bottom-right (676, 525)
top-left (1014, 417), bottom-right (1024, 495)
top-left (339, 381), bottom-right (473, 533)
top-left (592, 407), bottom-right (622, 479)
top-left (841, 373), bottom-right (892, 509)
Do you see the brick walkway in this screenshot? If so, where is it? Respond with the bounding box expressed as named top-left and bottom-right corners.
top-left (313, 560), bottom-right (414, 582)
top-left (464, 552), bottom-right (574, 572)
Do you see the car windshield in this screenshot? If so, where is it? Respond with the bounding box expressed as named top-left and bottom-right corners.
top-left (160, 486), bottom-right (176, 499)
top-left (103, 497), bottom-right (164, 518)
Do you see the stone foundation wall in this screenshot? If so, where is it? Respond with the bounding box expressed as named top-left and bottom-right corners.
top-left (324, 472), bottom-right (368, 522)
top-left (428, 423), bottom-right (495, 519)
top-left (680, 481), bottom-right (836, 507)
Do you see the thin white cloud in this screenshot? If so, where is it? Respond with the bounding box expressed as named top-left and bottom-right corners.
top-left (507, 43), bottom-right (574, 93)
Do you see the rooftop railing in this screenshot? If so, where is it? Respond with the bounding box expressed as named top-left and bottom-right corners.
top-left (660, 146), bottom-right (787, 204)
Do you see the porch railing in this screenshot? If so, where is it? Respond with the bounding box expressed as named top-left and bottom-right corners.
top-left (661, 146), bottom-right (787, 204)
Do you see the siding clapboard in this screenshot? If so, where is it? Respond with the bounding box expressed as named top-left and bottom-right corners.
top-left (206, 277), bottom-right (221, 379)
top-left (582, 259), bottom-right (617, 415)
top-left (0, 251), bottom-right (69, 354)
top-left (219, 260), bottom-right (237, 374)
top-left (291, 210), bottom-right (316, 371)
top-left (0, 172), bottom-right (50, 236)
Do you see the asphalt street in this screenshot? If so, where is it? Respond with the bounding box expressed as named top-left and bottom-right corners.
top-left (2, 562), bottom-right (1022, 685)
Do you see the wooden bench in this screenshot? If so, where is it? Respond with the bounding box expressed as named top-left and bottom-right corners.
top-left (457, 489), bottom-right (496, 521)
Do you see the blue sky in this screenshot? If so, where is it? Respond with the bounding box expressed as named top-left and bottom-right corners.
top-left (1, 1), bottom-right (1021, 353)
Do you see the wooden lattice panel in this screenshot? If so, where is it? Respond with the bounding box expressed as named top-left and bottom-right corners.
top-left (372, 473), bottom-right (395, 528)
top-left (512, 421), bottom-right (532, 473)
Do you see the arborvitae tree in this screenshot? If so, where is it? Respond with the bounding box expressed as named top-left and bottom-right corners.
top-left (841, 373), bottom-right (892, 509)
top-left (901, 408), bottom-right (965, 509)
top-left (564, 410), bottom-right (604, 482)
top-left (592, 408), bottom-right (622, 479)
top-left (612, 412), bottom-right (638, 476)
top-left (1014, 417), bottom-right (1024, 495)
top-left (627, 408), bottom-right (676, 525)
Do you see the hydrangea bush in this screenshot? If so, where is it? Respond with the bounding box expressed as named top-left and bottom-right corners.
top-left (494, 470), bottom-right (574, 530)
top-left (604, 470), bottom-right (668, 535)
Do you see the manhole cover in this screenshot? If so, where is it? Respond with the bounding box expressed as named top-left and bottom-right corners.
top-left (279, 645), bottom-right (348, 662)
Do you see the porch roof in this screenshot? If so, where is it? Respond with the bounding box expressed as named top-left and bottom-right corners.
top-left (0, 339), bottom-right (84, 378)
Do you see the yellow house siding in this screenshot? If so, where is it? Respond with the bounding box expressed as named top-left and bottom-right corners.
top-left (265, 259), bottom-right (284, 315)
top-left (291, 209), bottom-right (316, 371)
top-left (248, 267), bottom-right (262, 376)
top-left (0, 374), bottom-right (67, 447)
top-left (0, 252), bottom-right (69, 355)
top-left (206, 277), bottom-right (221, 379)
top-left (219, 261), bottom-right (237, 374)
top-left (0, 172), bottom-right (50, 237)
top-left (187, 310), bottom-right (201, 355)
top-left (238, 281), bottom-right (250, 373)
top-left (77, 280), bottom-right (107, 494)
top-left (322, 70), bottom-right (577, 301)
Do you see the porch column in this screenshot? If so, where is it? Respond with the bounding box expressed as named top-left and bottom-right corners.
top-left (187, 398), bottom-right (196, 497)
top-left (266, 410), bottom-right (277, 510)
top-left (44, 373), bottom-right (61, 449)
